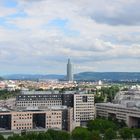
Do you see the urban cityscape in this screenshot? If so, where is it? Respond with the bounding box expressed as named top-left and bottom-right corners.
top-left (0, 0), bottom-right (140, 140)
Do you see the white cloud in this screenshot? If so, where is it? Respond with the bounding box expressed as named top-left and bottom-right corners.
top-left (0, 0), bottom-right (140, 74)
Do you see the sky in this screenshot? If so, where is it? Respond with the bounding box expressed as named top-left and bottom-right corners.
top-left (0, 0), bottom-right (140, 75)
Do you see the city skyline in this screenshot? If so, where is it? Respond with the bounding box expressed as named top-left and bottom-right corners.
top-left (0, 0), bottom-right (140, 75)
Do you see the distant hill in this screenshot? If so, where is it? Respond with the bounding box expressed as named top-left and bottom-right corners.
top-left (2, 72), bottom-right (140, 81)
top-left (2, 74), bottom-right (65, 80)
top-left (0, 77), bottom-right (4, 80)
top-left (74, 72), bottom-right (140, 81)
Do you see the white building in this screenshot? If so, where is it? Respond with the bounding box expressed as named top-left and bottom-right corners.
top-left (74, 94), bottom-right (95, 126)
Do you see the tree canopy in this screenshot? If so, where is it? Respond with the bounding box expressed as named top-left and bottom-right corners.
top-left (71, 127), bottom-right (90, 140)
top-left (87, 119), bottom-right (117, 133)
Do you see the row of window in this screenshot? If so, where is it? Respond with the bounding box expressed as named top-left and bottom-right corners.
top-left (18, 103), bottom-right (61, 106)
top-left (14, 114), bottom-right (32, 116)
top-left (46, 122), bottom-right (61, 125)
top-left (17, 101), bottom-right (62, 103)
top-left (16, 127), bottom-right (32, 129)
top-left (16, 117), bottom-right (32, 119)
top-left (14, 123), bottom-right (32, 126)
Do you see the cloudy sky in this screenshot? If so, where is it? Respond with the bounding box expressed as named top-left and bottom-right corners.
top-left (0, 0), bottom-right (140, 75)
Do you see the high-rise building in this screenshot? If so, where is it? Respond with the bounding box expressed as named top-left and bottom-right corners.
top-left (67, 59), bottom-right (73, 81)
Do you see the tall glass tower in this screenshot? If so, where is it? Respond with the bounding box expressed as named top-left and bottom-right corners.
top-left (67, 59), bottom-right (73, 81)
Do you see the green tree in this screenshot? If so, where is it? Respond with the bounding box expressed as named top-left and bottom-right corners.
top-left (108, 117), bottom-right (127, 129)
top-left (71, 127), bottom-right (90, 140)
top-left (104, 128), bottom-right (117, 140)
top-left (90, 131), bottom-right (101, 140)
top-left (47, 129), bottom-right (57, 140)
top-left (47, 129), bottom-right (70, 140)
top-left (119, 128), bottom-right (132, 140)
top-left (23, 132), bottom-right (38, 140)
top-left (87, 119), bottom-right (117, 133)
top-left (0, 89), bottom-right (20, 100)
top-left (100, 86), bottom-right (119, 102)
top-left (37, 132), bottom-right (52, 140)
top-left (0, 134), bottom-right (5, 140)
top-left (57, 131), bottom-right (70, 140)
top-left (7, 136), bottom-right (13, 140)
top-left (45, 132), bottom-right (53, 140)
top-left (94, 96), bottom-right (104, 103)
top-left (7, 134), bottom-right (23, 140)
top-left (133, 129), bottom-right (140, 140)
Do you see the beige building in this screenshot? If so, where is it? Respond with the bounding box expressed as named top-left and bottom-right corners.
top-left (96, 103), bottom-right (140, 128)
top-left (0, 107), bottom-right (74, 131)
top-left (74, 94), bottom-right (95, 126)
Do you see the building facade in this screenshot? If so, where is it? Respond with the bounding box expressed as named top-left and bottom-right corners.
top-left (74, 94), bottom-right (95, 126)
top-left (16, 92), bottom-right (74, 109)
top-left (16, 93), bottom-right (62, 109)
top-left (96, 103), bottom-right (140, 128)
top-left (0, 108), bottom-right (73, 131)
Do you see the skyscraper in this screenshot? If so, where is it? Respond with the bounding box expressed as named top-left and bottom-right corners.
top-left (67, 59), bottom-right (73, 81)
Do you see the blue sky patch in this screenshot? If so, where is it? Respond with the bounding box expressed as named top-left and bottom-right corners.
top-left (45, 18), bottom-right (80, 37)
top-left (48, 19), bottom-right (68, 28)
top-left (7, 12), bottom-right (28, 19)
top-left (0, 17), bottom-right (18, 30)
top-left (3, 0), bottom-right (17, 8)
top-left (0, 17), bottom-right (6, 26)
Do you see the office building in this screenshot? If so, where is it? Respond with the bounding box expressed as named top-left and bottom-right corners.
top-left (16, 91), bottom-right (74, 109)
top-left (0, 107), bottom-right (74, 132)
top-left (16, 92), bottom-right (62, 109)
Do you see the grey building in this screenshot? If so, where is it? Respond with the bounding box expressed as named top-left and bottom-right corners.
top-left (16, 92), bottom-right (74, 109)
top-left (67, 59), bottom-right (73, 82)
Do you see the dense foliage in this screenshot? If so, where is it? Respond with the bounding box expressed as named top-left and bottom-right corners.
top-left (3, 130), bottom-right (70, 140)
top-left (0, 90), bottom-right (20, 100)
top-left (95, 86), bottom-right (120, 103)
top-left (71, 127), bottom-right (90, 140)
top-left (87, 119), bottom-right (117, 133)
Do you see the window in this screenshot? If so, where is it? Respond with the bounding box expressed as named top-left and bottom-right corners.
top-left (82, 96), bottom-right (87, 102)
